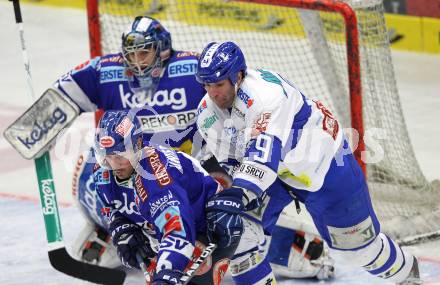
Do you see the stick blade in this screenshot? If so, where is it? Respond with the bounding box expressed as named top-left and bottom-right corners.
top-left (48, 247), bottom-right (126, 285)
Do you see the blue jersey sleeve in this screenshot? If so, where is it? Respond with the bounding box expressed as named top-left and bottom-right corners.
top-left (53, 57), bottom-right (102, 112)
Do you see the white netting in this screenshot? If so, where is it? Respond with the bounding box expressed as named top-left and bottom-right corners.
top-left (89, 0), bottom-right (440, 240)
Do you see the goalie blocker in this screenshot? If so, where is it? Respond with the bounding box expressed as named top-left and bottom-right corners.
top-left (4, 88), bottom-right (79, 159)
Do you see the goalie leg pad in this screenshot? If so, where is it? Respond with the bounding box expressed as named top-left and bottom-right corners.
top-left (267, 225), bottom-right (335, 279)
top-left (232, 262), bottom-right (277, 285)
top-left (71, 222), bottom-right (120, 268)
top-left (73, 150), bottom-right (110, 229)
top-left (229, 218), bottom-right (277, 285)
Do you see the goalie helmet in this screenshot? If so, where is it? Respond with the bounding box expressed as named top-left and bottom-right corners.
top-left (121, 16), bottom-right (172, 92)
top-left (196, 41), bottom-right (247, 85)
top-left (94, 110), bottom-right (143, 169)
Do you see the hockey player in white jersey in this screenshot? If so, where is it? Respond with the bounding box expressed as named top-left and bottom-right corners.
top-left (195, 41), bottom-right (422, 285)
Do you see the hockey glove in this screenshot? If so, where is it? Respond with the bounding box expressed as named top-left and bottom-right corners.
top-left (205, 187), bottom-right (244, 248)
top-left (152, 269), bottom-right (184, 285)
top-left (109, 213), bottom-right (155, 269)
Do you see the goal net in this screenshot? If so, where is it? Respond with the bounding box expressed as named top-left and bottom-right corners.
top-left (86, 0), bottom-right (440, 241)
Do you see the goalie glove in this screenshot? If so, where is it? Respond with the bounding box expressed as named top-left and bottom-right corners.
top-left (4, 88), bottom-right (79, 159)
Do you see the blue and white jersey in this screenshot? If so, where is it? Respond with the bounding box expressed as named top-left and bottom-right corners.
top-left (55, 51), bottom-right (204, 153)
top-left (94, 145), bottom-right (221, 273)
top-left (196, 68), bottom-right (344, 196)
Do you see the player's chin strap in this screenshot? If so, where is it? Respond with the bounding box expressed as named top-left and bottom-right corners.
top-left (7, 1), bottom-right (125, 284)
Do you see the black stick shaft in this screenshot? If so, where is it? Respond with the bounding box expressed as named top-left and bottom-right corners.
top-left (10, 0), bottom-right (23, 24)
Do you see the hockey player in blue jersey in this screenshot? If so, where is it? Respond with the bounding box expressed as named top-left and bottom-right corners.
top-left (195, 41), bottom-right (422, 285)
top-left (92, 110), bottom-right (240, 284)
top-left (51, 15), bottom-right (334, 280)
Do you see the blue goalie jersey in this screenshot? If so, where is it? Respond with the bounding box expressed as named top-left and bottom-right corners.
top-left (55, 51), bottom-right (204, 153)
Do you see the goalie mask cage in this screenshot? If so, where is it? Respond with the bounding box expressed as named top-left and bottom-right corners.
top-left (86, 0), bottom-right (440, 241)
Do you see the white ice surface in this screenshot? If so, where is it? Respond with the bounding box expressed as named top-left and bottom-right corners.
top-left (0, 2), bottom-right (439, 284)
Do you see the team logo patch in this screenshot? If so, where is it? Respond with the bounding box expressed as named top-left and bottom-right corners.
top-left (71, 154), bottom-right (84, 198)
top-left (100, 207), bottom-right (111, 217)
top-left (99, 136), bottom-right (115, 148)
top-left (314, 100), bottom-right (339, 140)
top-left (119, 86), bottom-right (188, 110)
top-left (148, 151), bottom-right (172, 187)
top-left (154, 206), bottom-right (186, 237)
top-left (100, 55), bottom-right (124, 64)
top-left (168, 59), bottom-right (198, 78)
top-left (197, 100), bottom-right (207, 115)
top-left (115, 117), bottom-right (133, 137)
top-left (138, 109), bottom-right (196, 133)
top-left (149, 190), bottom-right (180, 216)
top-left (237, 89), bottom-right (253, 108)
top-left (251, 112), bottom-right (271, 138)
top-left (95, 169), bottom-right (110, 185)
top-left (201, 43), bottom-right (221, 68)
top-left (99, 66), bottom-right (126, 83)
top-left (232, 106), bottom-right (245, 118)
top-left (176, 51), bottom-right (199, 58)
top-left (135, 174), bottom-right (148, 202)
top-left (201, 113), bottom-right (219, 130)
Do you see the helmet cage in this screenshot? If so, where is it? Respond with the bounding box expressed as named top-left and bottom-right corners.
top-left (121, 16), bottom-right (171, 80)
top-left (122, 32), bottom-right (162, 78)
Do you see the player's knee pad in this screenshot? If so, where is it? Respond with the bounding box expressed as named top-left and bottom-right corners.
top-left (318, 185), bottom-right (380, 251)
top-left (71, 222), bottom-right (120, 268)
top-left (337, 233), bottom-right (416, 283)
top-left (267, 225), bottom-right (335, 280)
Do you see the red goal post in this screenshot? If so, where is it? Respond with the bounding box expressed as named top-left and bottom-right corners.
top-left (85, 0), bottom-right (439, 242)
top-left (86, 0), bottom-right (365, 172)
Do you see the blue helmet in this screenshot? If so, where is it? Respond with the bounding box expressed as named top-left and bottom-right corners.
top-left (94, 110), bottom-right (143, 169)
top-left (121, 16), bottom-right (171, 86)
top-left (196, 41), bottom-right (247, 85)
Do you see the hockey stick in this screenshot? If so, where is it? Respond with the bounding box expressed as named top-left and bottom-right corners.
top-left (9, 1), bottom-right (125, 284)
top-left (180, 242), bottom-right (217, 285)
top-left (136, 252), bottom-right (153, 284)
top-left (136, 243), bottom-right (217, 285)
